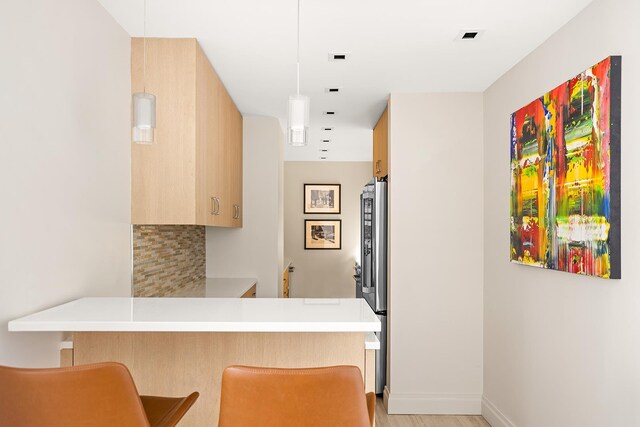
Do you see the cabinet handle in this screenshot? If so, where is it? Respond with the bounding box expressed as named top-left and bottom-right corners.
top-left (211, 197), bottom-right (220, 215)
top-left (375, 160), bottom-right (381, 174)
top-left (234, 205), bottom-right (240, 219)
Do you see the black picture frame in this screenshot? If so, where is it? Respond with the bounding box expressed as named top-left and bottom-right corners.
top-left (304, 219), bottom-right (342, 250)
top-left (303, 184), bottom-right (341, 214)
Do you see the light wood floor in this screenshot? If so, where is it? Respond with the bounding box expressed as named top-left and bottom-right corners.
top-left (375, 398), bottom-right (491, 427)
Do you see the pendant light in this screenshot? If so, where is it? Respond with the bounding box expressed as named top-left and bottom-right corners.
top-left (287, 0), bottom-right (309, 146)
top-left (132, 0), bottom-right (156, 145)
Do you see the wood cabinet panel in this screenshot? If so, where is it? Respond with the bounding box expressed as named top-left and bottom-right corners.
top-left (196, 44), bottom-right (221, 226)
top-left (73, 332), bottom-right (365, 427)
top-left (217, 87), bottom-right (233, 226)
top-left (230, 105), bottom-right (243, 227)
top-left (283, 268), bottom-right (290, 298)
top-left (373, 106), bottom-right (389, 178)
top-left (131, 38), bottom-right (243, 227)
top-left (131, 38), bottom-right (198, 224)
top-left (241, 284), bottom-right (256, 298)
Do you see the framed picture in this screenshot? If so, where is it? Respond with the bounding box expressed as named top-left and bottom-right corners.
top-left (305, 219), bottom-right (342, 250)
top-left (304, 184), bottom-right (341, 214)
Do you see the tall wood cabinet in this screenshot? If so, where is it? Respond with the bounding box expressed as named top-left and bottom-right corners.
top-left (373, 106), bottom-right (389, 178)
top-left (131, 38), bottom-right (242, 227)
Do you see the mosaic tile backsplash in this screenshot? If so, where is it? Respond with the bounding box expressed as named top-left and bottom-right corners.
top-left (132, 225), bottom-right (205, 297)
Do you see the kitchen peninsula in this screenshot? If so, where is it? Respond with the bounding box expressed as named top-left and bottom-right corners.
top-left (9, 297), bottom-right (380, 426)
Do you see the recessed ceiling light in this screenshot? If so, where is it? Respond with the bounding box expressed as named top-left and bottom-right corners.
top-left (328, 53), bottom-right (349, 61)
top-left (455, 29), bottom-right (484, 41)
top-left (322, 127), bottom-right (334, 131)
top-left (323, 111), bottom-right (336, 115)
top-left (321, 139), bottom-right (331, 143)
top-left (320, 149), bottom-right (329, 152)
top-left (320, 156), bottom-right (328, 160)
top-left (325, 88), bottom-right (341, 94)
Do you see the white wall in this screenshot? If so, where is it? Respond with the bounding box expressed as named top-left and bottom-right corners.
top-left (207, 116), bottom-right (284, 297)
top-left (283, 161), bottom-right (371, 298)
top-left (483, 0), bottom-right (640, 425)
top-left (0, 0), bottom-right (132, 367)
top-left (387, 93), bottom-right (484, 414)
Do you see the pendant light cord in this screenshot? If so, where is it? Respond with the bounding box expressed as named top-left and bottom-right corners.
top-left (296, 0), bottom-right (300, 95)
top-left (143, 0), bottom-right (147, 93)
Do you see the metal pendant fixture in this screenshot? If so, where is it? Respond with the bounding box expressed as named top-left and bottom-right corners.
top-left (132, 0), bottom-right (156, 145)
top-left (287, 0), bottom-right (309, 146)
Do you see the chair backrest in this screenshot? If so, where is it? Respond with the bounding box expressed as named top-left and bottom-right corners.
top-left (0, 362), bottom-right (151, 427)
top-left (218, 365), bottom-right (371, 427)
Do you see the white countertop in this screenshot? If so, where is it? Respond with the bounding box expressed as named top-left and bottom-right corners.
top-left (8, 297), bottom-right (381, 333)
top-left (172, 278), bottom-right (256, 298)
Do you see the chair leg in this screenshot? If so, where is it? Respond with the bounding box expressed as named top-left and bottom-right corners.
top-left (140, 392), bottom-right (199, 427)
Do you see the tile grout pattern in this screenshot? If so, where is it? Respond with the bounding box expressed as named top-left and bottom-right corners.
top-left (132, 225), bottom-right (205, 297)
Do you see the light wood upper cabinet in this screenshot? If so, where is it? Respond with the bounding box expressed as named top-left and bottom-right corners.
top-left (373, 106), bottom-right (389, 178)
top-left (216, 84), bottom-right (243, 227)
top-left (131, 38), bottom-right (242, 227)
top-left (230, 99), bottom-right (243, 227)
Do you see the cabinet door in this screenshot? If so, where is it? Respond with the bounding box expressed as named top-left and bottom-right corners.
top-left (217, 87), bottom-right (234, 226)
top-left (373, 106), bottom-right (389, 178)
top-left (196, 47), bottom-right (225, 227)
top-left (230, 107), bottom-right (243, 228)
top-left (132, 38), bottom-right (198, 224)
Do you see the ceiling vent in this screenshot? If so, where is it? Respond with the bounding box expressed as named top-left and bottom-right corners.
top-left (323, 111), bottom-right (336, 115)
top-left (455, 30), bottom-right (484, 41)
top-left (328, 53), bottom-right (349, 61)
top-left (325, 88), bottom-right (341, 94)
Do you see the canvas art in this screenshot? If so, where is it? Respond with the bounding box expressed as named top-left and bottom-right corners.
top-left (510, 56), bottom-right (621, 279)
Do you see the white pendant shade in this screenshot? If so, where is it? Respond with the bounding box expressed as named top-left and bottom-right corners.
top-left (132, 92), bottom-right (156, 144)
top-left (287, 94), bottom-right (309, 146)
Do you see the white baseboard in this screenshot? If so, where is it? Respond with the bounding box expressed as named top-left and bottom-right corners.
top-left (481, 395), bottom-right (515, 427)
top-left (385, 389), bottom-right (481, 415)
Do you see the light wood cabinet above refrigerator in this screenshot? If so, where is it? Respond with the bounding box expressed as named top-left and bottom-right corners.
top-left (373, 105), bottom-right (388, 179)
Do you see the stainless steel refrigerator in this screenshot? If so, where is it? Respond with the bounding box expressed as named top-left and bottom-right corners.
top-left (360, 178), bottom-right (387, 394)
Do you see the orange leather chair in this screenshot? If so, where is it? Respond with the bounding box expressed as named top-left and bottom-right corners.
top-left (0, 362), bottom-right (198, 427)
top-left (218, 365), bottom-right (375, 427)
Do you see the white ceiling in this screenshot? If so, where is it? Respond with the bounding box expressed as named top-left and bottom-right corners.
top-left (98, 0), bottom-right (593, 161)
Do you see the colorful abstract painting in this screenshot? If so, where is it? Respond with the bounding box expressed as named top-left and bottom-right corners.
top-left (510, 56), bottom-right (621, 279)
